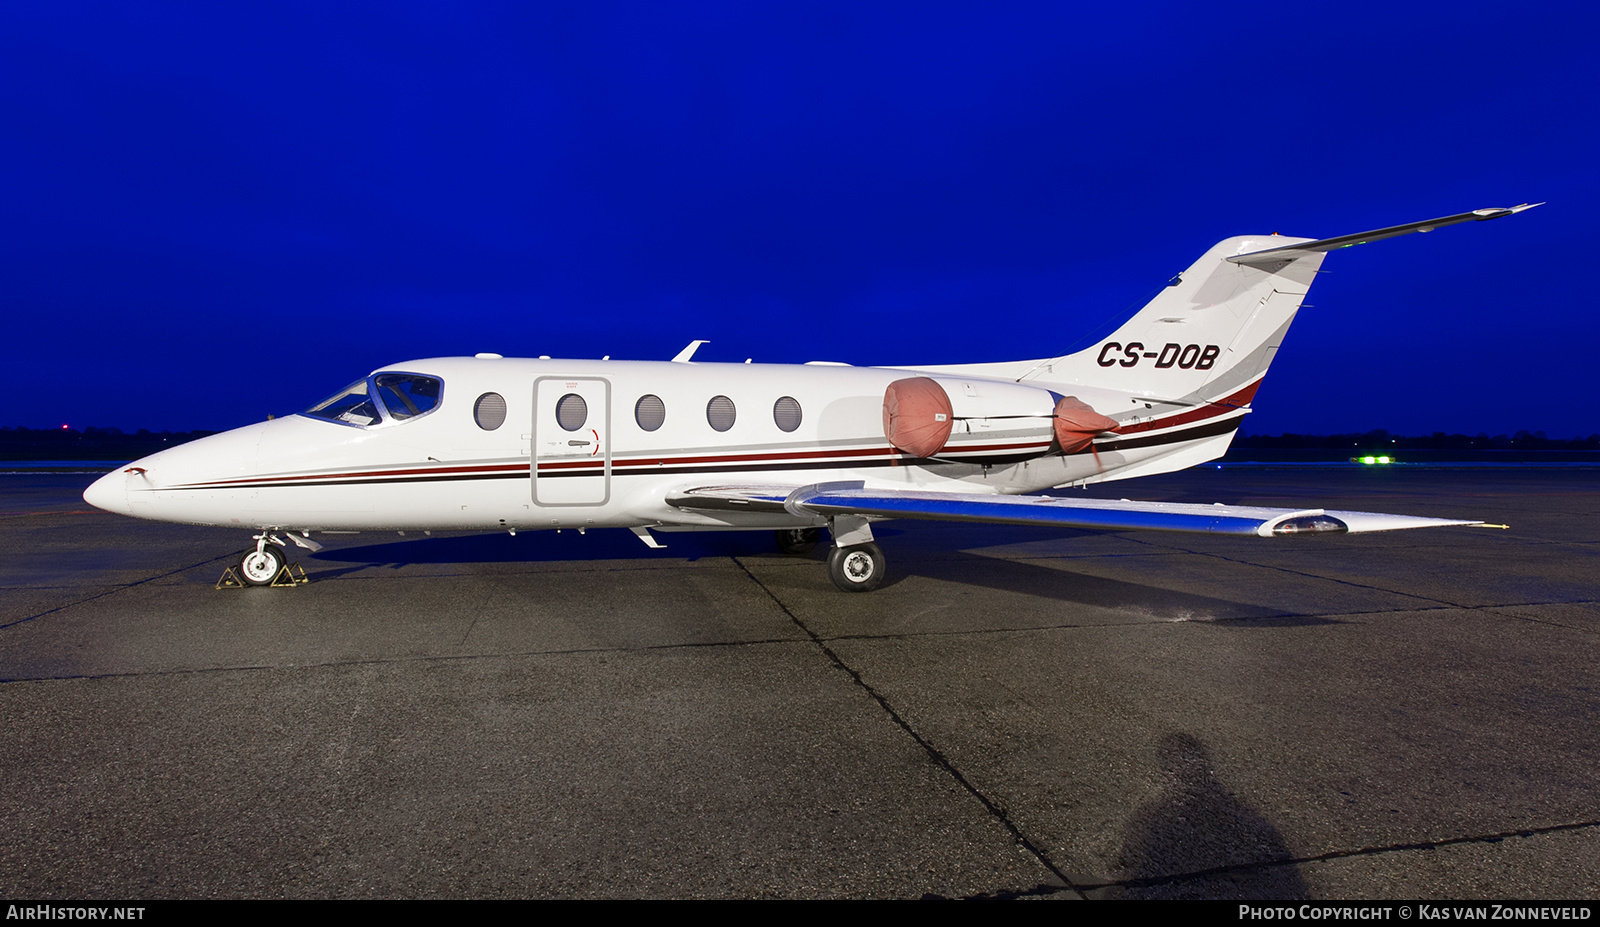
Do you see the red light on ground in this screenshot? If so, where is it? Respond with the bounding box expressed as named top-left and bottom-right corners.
top-left (61, 423), bottom-right (69, 430)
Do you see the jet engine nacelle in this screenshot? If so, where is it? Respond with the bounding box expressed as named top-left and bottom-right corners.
top-left (882, 376), bottom-right (1117, 459)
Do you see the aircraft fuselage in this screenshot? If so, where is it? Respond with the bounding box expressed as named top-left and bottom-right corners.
top-left (85, 356), bottom-right (1228, 534)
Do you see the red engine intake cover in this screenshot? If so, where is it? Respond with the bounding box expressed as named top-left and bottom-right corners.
top-left (882, 377), bottom-right (954, 458)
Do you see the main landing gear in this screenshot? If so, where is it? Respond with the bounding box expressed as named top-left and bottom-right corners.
top-left (827, 542), bottom-right (885, 593)
top-left (775, 527), bottom-right (819, 555)
top-left (775, 518), bottom-right (886, 593)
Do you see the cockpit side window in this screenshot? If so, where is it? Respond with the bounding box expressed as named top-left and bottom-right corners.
top-left (302, 372), bottom-right (444, 428)
top-left (304, 380), bottom-right (382, 426)
top-left (375, 373), bottom-right (442, 420)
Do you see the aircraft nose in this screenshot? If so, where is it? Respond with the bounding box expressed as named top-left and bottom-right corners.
top-left (83, 468), bottom-right (130, 516)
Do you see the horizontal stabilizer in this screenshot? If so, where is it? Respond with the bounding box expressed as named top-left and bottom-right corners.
top-left (668, 483), bottom-right (1482, 537)
top-left (1228, 203), bottom-right (1542, 266)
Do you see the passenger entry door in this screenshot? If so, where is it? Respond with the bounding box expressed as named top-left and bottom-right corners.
top-left (532, 376), bottom-right (611, 506)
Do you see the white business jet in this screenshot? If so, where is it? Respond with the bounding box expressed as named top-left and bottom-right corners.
top-left (84, 205), bottom-right (1537, 591)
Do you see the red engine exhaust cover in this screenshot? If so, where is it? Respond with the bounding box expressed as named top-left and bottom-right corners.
top-left (1053, 396), bottom-right (1118, 453)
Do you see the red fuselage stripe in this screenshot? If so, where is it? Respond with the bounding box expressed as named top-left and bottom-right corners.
top-left (1109, 379), bottom-right (1261, 437)
top-left (176, 439), bottom-right (1056, 487)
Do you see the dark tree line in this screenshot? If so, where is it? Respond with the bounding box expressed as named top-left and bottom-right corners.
top-left (0, 426), bottom-right (218, 460)
top-left (1234, 429), bottom-right (1600, 451)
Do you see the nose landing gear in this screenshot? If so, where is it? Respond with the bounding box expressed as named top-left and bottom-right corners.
top-left (227, 533), bottom-right (303, 587)
top-left (238, 545), bottom-right (288, 586)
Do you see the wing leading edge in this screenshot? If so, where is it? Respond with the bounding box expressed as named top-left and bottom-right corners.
top-left (667, 482), bottom-right (1481, 537)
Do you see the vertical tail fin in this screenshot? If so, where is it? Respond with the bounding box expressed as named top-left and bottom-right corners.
top-left (1031, 205), bottom-right (1540, 408)
top-left (1039, 235), bottom-right (1324, 405)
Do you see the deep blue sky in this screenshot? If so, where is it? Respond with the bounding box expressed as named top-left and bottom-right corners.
top-left (4, 2), bottom-right (1592, 435)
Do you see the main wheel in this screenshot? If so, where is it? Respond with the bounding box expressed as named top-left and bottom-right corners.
top-left (827, 542), bottom-right (885, 593)
top-left (238, 545), bottom-right (288, 586)
top-left (776, 527), bottom-right (820, 555)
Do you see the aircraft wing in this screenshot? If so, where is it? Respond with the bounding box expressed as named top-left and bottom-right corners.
top-left (666, 482), bottom-right (1482, 537)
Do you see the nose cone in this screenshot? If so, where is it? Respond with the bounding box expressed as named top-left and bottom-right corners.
top-left (83, 468), bottom-right (131, 515)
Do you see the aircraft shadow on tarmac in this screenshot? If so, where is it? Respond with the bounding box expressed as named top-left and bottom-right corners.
top-left (310, 528), bottom-right (1331, 625)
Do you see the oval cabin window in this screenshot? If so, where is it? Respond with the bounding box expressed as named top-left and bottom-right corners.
top-left (556, 393), bottom-right (588, 432)
top-left (474, 392), bottom-right (507, 431)
top-left (773, 396), bottom-right (802, 432)
top-left (706, 396), bottom-right (736, 432)
top-left (635, 394), bottom-right (665, 432)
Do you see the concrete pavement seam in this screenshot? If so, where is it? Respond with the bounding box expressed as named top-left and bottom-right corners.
top-left (729, 554), bottom-right (1087, 900)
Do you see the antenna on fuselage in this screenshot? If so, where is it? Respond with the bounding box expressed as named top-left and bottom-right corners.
top-left (672, 340), bottom-right (709, 363)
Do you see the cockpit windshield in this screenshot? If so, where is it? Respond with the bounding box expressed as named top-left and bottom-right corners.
top-left (302, 372), bottom-right (443, 427)
top-left (305, 379), bottom-right (382, 426)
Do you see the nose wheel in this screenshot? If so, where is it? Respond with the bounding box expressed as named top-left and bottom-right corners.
top-left (238, 539), bottom-right (288, 586)
top-left (827, 542), bottom-right (885, 593)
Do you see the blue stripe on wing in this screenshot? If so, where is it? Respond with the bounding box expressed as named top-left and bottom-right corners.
top-left (790, 487), bottom-right (1276, 535)
top-left (666, 482), bottom-right (1479, 536)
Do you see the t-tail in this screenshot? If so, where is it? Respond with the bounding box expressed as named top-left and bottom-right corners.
top-left (1030, 204), bottom-right (1541, 423)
